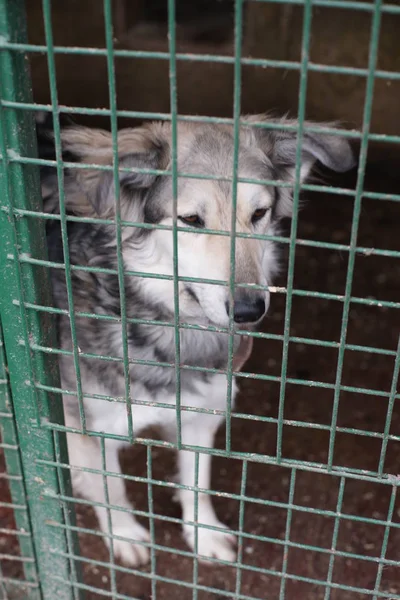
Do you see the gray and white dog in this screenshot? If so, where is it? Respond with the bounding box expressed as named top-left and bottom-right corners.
top-left (39, 115), bottom-right (354, 566)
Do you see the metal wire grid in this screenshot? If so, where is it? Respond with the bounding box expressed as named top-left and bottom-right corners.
top-left (0, 0), bottom-right (398, 599)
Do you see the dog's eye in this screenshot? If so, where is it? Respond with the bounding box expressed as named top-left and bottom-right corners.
top-left (251, 208), bottom-right (269, 224)
top-left (178, 215), bottom-right (204, 228)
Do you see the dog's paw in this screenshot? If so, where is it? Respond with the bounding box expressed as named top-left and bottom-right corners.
top-left (105, 519), bottom-right (151, 566)
top-left (183, 520), bottom-right (237, 563)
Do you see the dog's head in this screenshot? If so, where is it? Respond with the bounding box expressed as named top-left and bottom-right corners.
top-left (61, 116), bottom-right (355, 328)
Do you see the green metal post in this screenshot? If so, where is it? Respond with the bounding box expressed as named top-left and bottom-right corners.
top-left (0, 319), bottom-right (40, 599)
top-left (0, 1), bottom-right (83, 598)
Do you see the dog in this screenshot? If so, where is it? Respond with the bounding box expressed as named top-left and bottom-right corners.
top-left (38, 114), bottom-right (354, 566)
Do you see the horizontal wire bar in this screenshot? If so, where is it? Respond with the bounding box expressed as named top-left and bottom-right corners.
top-left (0, 554), bottom-right (35, 563)
top-left (0, 527), bottom-right (32, 537)
top-left (9, 207), bottom-right (400, 254)
top-left (0, 577), bottom-right (39, 589)
top-left (32, 383), bottom-right (400, 442)
top-left (10, 210), bottom-right (400, 257)
top-left (28, 367), bottom-right (400, 441)
top-left (48, 529), bottom-right (400, 589)
top-left (30, 379), bottom-right (400, 440)
top-left (1, 41), bottom-right (400, 81)
top-left (48, 572), bottom-right (251, 600)
top-left (37, 424), bottom-right (400, 485)
top-left (2, 153), bottom-right (332, 188)
top-left (0, 501), bottom-right (28, 510)
top-left (13, 256), bottom-right (400, 309)
top-left (250, 0), bottom-right (400, 13)
top-left (45, 518), bottom-right (400, 569)
top-left (0, 473), bottom-right (23, 481)
top-left (16, 302), bottom-right (400, 358)
top-left (232, 416), bottom-right (400, 441)
top-left (33, 363), bottom-right (400, 401)
top-left (3, 102), bottom-right (400, 147)
top-left (3, 151), bottom-right (400, 205)
top-left (0, 443), bottom-right (19, 450)
top-left (4, 106), bottom-right (362, 138)
top-left (47, 556), bottom-right (400, 600)
top-left (49, 516), bottom-right (400, 569)
top-left (39, 461), bottom-right (400, 528)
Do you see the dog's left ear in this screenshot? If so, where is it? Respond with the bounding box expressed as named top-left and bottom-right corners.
top-left (249, 117), bottom-right (356, 217)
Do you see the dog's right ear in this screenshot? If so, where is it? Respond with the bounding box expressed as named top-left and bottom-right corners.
top-left (244, 115), bottom-right (355, 218)
top-left (92, 149), bottom-right (163, 216)
top-left (61, 125), bottom-right (169, 217)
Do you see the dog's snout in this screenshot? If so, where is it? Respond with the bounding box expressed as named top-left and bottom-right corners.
top-left (234, 298), bottom-right (266, 323)
top-left (225, 296), bottom-right (266, 324)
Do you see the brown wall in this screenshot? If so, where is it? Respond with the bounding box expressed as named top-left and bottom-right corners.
top-left (26, 0), bottom-right (400, 151)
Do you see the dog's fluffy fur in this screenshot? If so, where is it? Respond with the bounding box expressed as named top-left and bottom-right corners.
top-left (38, 115), bottom-right (354, 565)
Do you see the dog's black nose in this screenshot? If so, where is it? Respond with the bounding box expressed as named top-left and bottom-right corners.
top-left (226, 298), bottom-right (266, 323)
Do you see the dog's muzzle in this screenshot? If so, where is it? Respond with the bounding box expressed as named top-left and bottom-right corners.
top-left (225, 292), bottom-right (267, 324)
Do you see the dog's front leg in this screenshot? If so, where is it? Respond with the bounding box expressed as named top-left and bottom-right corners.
top-left (177, 403), bottom-right (237, 562)
top-left (67, 432), bottom-right (150, 566)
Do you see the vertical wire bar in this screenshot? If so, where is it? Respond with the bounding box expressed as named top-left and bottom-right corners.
top-left (279, 468), bottom-right (296, 600)
top-left (167, 0), bottom-right (183, 448)
top-left (371, 485), bottom-right (397, 600)
top-left (0, 41), bottom-right (41, 429)
top-left (378, 336), bottom-right (400, 475)
top-left (234, 460), bottom-right (248, 598)
top-left (41, 0), bottom-right (86, 433)
top-left (103, 0), bottom-right (134, 443)
top-left (100, 438), bottom-right (117, 598)
top-left (146, 445), bottom-right (157, 600)
top-left (323, 477), bottom-right (346, 600)
top-left (53, 431), bottom-right (84, 600)
top-left (0, 568), bottom-right (8, 600)
top-left (276, 0), bottom-right (313, 463)
top-left (0, 319), bottom-right (40, 596)
top-left (327, 0), bottom-right (382, 470)
top-left (225, 0), bottom-right (244, 453)
top-left (0, 1), bottom-right (80, 596)
top-left (191, 452), bottom-right (200, 600)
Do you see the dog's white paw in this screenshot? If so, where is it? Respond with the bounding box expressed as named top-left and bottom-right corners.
top-left (184, 520), bottom-right (237, 563)
top-left (105, 519), bottom-right (151, 566)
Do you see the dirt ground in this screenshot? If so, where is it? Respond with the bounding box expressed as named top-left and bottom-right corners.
top-left (1, 2), bottom-right (400, 599)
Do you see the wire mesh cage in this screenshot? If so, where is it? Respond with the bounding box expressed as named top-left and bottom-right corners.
top-left (0, 0), bottom-right (399, 599)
